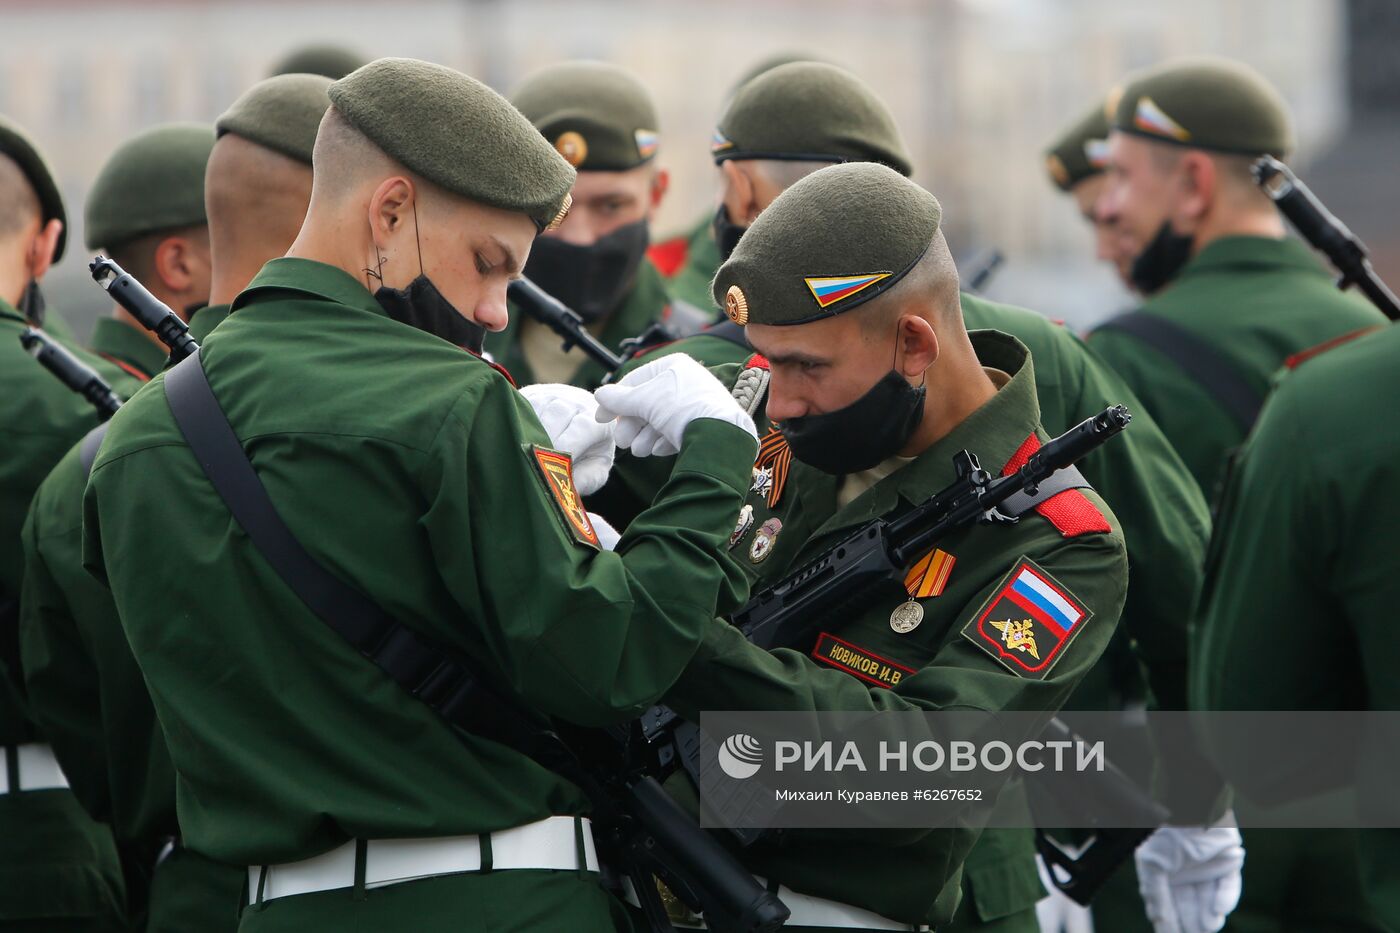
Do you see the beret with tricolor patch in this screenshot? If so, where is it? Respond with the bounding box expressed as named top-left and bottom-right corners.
top-left (217, 73), bottom-right (332, 166)
top-left (0, 114), bottom-right (67, 261)
top-left (714, 162), bottom-right (940, 327)
top-left (1044, 101), bottom-right (1111, 192)
top-left (328, 58), bottom-right (575, 232)
top-left (1110, 57), bottom-right (1294, 157)
top-left (712, 62), bottom-right (913, 177)
top-left (269, 43), bottom-right (369, 81)
top-left (509, 61), bottom-right (660, 171)
top-left (85, 123), bottom-right (214, 251)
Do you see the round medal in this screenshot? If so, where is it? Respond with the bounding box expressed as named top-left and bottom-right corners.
top-left (890, 599), bottom-right (925, 634)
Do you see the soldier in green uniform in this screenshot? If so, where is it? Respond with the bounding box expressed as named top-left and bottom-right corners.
top-left (649, 51), bottom-right (821, 310)
top-left (82, 57), bottom-right (763, 933)
top-left (267, 43), bottom-right (368, 81)
top-left (1090, 57), bottom-right (1390, 933)
top-left (590, 63), bottom-right (1213, 931)
top-left (0, 116), bottom-right (129, 932)
top-left (1045, 98), bottom-right (1137, 290)
top-left (1191, 321), bottom-right (1400, 931)
top-left (1088, 57), bottom-right (1387, 503)
top-left (485, 61), bottom-right (706, 389)
top-left (84, 123), bottom-right (215, 382)
top-left (19, 74), bottom-right (332, 933)
top-left (646, 161), bottom-right (1131, 931)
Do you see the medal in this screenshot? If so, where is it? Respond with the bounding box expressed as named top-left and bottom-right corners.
top-left (749, 518), bottom-right (782, 564)
top-left (890, 599), bottom-right (925, 634)
top-left (729, 504), bottom-right (754, 549)
top-left (751, 465), bottom-right (773, 499)
top-left (751, 428), bottom-right (792, 508)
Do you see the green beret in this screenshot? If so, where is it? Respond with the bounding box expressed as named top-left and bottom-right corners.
top-left (713, 62), bottom-right (912, 177)
top-left (0, 114), bottom-right (67, 261)
top-left (714, 162), bottom-right (939, 327)
top-left (217, 73), bottom-right (332, 165)
top-left (328, 58), bottom-right (574, 232)
top-left (729, 50), bottom-right (826, 97)
top-left (1045, 101), bottom-right (1111, 192)
top-left (1111, 57), bottom-right (1294, 156)
top-left (85, 123), bottom-right (214, 251)
top-left (268, 44), bottom-right (369, 81)
top-left (509, 61), bottom-right (660, 171)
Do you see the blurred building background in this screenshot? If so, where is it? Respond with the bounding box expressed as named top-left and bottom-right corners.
top-left (1, 0), bottom-right (1395, 336)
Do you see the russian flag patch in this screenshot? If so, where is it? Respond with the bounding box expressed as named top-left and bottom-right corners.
top-left (804, 273), bottom-right (891, 309)
top-left (1133, 96), bottom-right (1190, 143)
top-left (961, 557), bottom-right (1092, 679)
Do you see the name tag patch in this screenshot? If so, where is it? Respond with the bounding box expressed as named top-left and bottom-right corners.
top-left (811, 632), bottom-right (915, 689)
top-left (961, 557), bottom-right (1090, 680)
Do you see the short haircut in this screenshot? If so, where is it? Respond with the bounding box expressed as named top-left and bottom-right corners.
top-left (0, 152), bottom-right (40, 240)
top-left (750, 158), bottom-right (837, 193)
top-left (858, 229), bottom-right (962, 336)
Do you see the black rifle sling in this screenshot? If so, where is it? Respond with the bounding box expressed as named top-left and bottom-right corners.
top-left (1094, 311), bottom-right (1262, 431)
top-left (79, 423), bottom-right (109, 477)
top-left (161, 353), bottom-right (578, 779)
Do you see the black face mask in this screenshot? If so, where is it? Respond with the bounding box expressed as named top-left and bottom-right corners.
top-left (712, 204), bottom-right (747, 262)
top-left (375, 275), bottom-right (486, 354)
top-left (524, 218), bottom-right (649, 323)
top-left (780, 370), bottom-right (927, 475)
top-left (18, 279), bottom-right (46, 326)
top-left (1129, 220), bottom-right (1194, 295)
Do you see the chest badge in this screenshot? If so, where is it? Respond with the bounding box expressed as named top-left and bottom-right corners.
top-left (749, 517), bottom-right (783, 564)
top-left (752, 427), bottom-right (792, 508)
top-left (729, 504), bottom-right (755, 549)
top-left (751, 465), bottom-right (773, 499)
top-left (889, 600), bottom-right (924, 634)
top-left (891, 548), bottom-right (956, 634)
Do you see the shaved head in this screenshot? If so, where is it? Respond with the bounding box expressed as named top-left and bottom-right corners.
top-left (308, 106), bottom-right (401, 205)
top-left (206, 132), bottom-right (314, 303)
top-left (0, 152), bottom-right (40, 241)
top-left (859, 230), bottom-right (963, 334)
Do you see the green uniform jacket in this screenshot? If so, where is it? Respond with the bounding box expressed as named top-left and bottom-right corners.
top-left (82, 260), bottom-right (756, 893)
top-left (21, 311), bottom-right (245, 932)
top-left (1087, 235), bottom-right (1386, 501)
top-left (0, 301), bottom-right (136, 926)
top-left (488, 258), bottom-right (677, 389)
top-left (186, 303), bottom-right (231, 345)
top-left (1191, 321), bottom-right (1400, 928)
top-left (660, 331), bottom-right (1129, 928)
top-left (650, 212), bottom-right (722, 312)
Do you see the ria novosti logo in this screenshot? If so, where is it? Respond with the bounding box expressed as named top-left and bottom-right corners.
top-left (718, 733), bottom-right (764, 779)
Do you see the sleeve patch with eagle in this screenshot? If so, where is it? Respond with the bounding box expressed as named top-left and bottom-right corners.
top-left (529, 445), bottom-right (600, 550)
top-left (961, 557), bottom-right (1091, 679)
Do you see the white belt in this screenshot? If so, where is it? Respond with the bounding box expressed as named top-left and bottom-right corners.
top-left (0, 744), bottom-right (70, 793)
top-left (249, 815), bottom-right (598, 903)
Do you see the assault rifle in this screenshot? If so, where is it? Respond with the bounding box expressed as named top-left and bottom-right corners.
top-left (641, 405), bottom-right (1167, 904)
top-left (1253, 156), bottom-right (1400, 320)
top-left (89, 256), bottom-right (200, 360)
top-left (19, 328), bottom-right (123, 419)
top-left (508, 277), bottom-right (625, 371)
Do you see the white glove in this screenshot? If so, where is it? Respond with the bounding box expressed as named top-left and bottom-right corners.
top-left (1135, 818), bottom-right (1244, 933)
top-left (1035, 853), bottom-right (1095, 933)
top-left (520, 383), bottom-right (616, 496)
top-left (593, 354), bottom-right (757, 458)
top-left (588, 512), bottom-right (621, 551)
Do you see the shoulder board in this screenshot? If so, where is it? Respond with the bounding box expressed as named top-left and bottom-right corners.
top-left (1284, 325), bottom-right (1382, 371)
top-left (647, 237), bottom-right (690, 278)
top-left (1001, 433), bottom-right (1111, 538)
top-left (744, 352), bottom-right (769, 370)
top-left (730, 356), bottom-right (771, 418)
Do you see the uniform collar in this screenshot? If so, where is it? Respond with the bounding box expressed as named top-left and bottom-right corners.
top-left (1176, 235), bottom-right (1323, 281)
top-left (90, 316), bottom-right (167, 379)
top-left (803, 330), bottom-right (1041, 541)
top-left (186, 303), bottom-right (232, 345)
top-left (232, 257), bottom-right (386, 317)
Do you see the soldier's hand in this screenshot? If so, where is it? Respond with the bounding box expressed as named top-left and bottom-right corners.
top-left (521, 383), bottom-right (616, 495)
top-left (1135, 819), bottom-right (1244, 933)
top-left (593, 353), bottom-right (757, 457)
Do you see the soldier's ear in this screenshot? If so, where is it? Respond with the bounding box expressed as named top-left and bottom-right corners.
top-left (29, 218), bottom-right (62, 281)
top-left (896, 313), bottom-right (938, 378)
top-left (366, 175), bottom-right (415, 247)
top-left (720, 160), bottom-right (759, 225)
top-left (1175, 151), bottom-right (1217, 225)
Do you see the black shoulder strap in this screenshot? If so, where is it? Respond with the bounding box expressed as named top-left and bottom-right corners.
top-left (997, 465), bottom-right (1090, 519)
top-left (1094, 311), bottom-right (1263, 430)
top-left (161, 353), bottom-right (578, 776)
top-left (80, 423), bottom-right (109, 477)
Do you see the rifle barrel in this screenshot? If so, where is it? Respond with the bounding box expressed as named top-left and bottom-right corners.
top-left (508, 277), bottom-right (624, 370)
top-left (19, 328), bottom-right (122, 419)
top-left (89, 256), bottom-right (201, 360)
